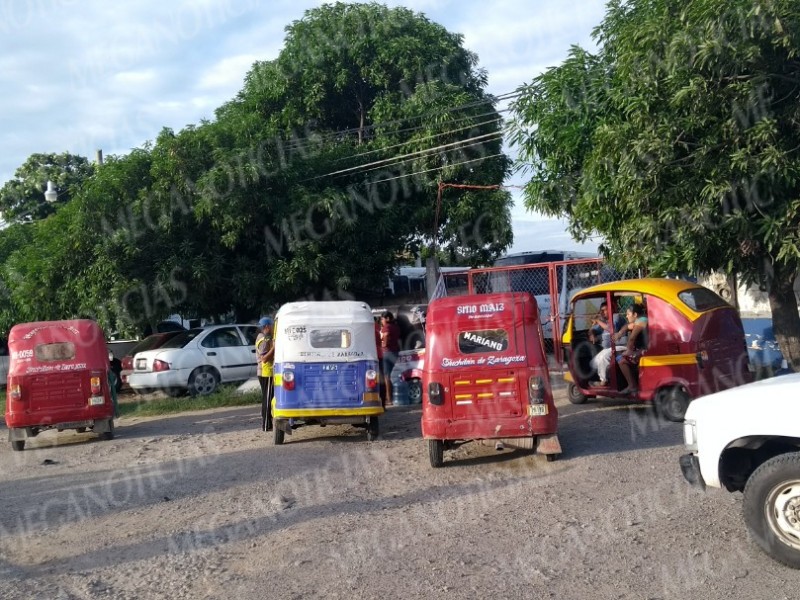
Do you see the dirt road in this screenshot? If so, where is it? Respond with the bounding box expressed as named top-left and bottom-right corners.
top-left (0, 388), bottom-right (797, 599)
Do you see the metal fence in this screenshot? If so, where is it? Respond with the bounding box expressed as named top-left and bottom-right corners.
top-left (440, 259), bottom-right (640, 365)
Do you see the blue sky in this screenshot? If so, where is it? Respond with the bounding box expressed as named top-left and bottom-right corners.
top-left (0, 0), bottom-right (606, 253)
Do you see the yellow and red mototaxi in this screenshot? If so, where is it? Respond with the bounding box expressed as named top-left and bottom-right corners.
top-left (562, 278), bottom-right (752, 422)
top-left (5, 319), bottom-right (115, 450)
top-left (421, 292), bottom-right (561, 466)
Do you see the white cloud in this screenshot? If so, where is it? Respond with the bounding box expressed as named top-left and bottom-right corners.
top-left (197, 54), bottom-right (261, 91)
top-left (112, 70), bottom-right (158, 87)
top-left (0, 0), bottom-right (604, 253)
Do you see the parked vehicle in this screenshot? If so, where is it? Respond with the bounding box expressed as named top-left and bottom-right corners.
top-left (271, 301), bottom-right (383, 444)
top-left (119, 331), bottom-right (183, 388)
top-left (742, 317), bottom-right (794, 378)
top-left (421, 292), bottom-right (561, 467)
top-left (680, 373), bottom-right (800, 568)
top-left (5, 319), bottom-right (116, 451)
top-left (0, 337), bottom-right (9, 388)
top-left (128, 324), bottom-right (259, 396)
top-left (390, 347), bottom-right (425, 404)
top-left (562, 278), bottom-right (752, 422)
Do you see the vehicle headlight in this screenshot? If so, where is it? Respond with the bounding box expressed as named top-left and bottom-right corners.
top-left (683, 419), bottom-right (697, 451)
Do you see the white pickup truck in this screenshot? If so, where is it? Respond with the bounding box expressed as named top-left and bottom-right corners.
top-left (680, 372), bottom-right (800, 568)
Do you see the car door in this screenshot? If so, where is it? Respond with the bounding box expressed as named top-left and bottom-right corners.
top-left (238, 325), bottom-right (260, 376)
top-left (199, 327), bottom-right (252, 382)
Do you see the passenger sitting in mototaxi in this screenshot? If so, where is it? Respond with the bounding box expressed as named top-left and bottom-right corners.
top-left (589, 301), bottom-right (628, 388)
top-left (615, 302), bottom-right (649, 395)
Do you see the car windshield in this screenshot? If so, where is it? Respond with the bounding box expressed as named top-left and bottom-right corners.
top-left (159, 329), bottom-right (203, 349)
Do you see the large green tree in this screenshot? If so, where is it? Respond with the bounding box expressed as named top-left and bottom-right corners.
top-left (0, 152), bottom-right (94, 224)
top-left (509, 0), bottom-right (800, 369)
top-left (0, 2), bottom-right (513, 332)
top-left (216, 1), bottom-right (512, 299)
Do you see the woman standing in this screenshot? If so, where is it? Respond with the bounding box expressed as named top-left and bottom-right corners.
top-left (379, 311), bottom-right (401, 407)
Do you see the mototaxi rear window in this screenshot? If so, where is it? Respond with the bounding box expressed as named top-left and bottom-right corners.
top-left (310, 329), bottom-right (352, 349)
top-left (35, 342), bottom-right (76, 362)
top-left (457, 329), bottom-right (509, 354)
top-left (678, 288), bottom-right (729, 312)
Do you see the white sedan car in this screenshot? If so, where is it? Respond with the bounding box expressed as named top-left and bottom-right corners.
top-left (128, 324), bottom-right (260, 396)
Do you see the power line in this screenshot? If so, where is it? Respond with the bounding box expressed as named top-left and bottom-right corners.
top-left (279, 89), bottom-right (520, 153)
top-left (360, 153), bottom-right (506, 187)
top-left (306, 131), bottom-right (504, 182)
top-left (331, 111), bottom-right (508, 165)
top-left (328, 133), bottom-right (504, 181)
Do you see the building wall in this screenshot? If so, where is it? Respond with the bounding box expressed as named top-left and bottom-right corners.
top-left (700, 272), bottom-right (800, 318)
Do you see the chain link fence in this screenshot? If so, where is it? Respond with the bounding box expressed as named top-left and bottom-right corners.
top-left (441, 260), bottom-right (640, 366)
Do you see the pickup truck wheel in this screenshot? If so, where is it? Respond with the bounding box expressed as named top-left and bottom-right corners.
top-left (743, 452), bottom-right (800, 568)
top-left (567, 383), bottom-right (587, 404)
top-left (655, 386), bottom-right (690, 422)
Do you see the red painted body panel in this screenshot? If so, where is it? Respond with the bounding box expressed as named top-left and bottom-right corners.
top-left (5, 320), bottom-right (114, 429)
top-left (421, 293), bottom-right (558, 441)
top-left (566, 285), bottom-right (752, 404)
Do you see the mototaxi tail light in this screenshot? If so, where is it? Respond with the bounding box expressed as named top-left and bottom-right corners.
top-left (528, 376), bottom-right (545, 404)
top-left (365, 369), bottom-right (378, 390)
top-left (696, 350), bottom-right (709, 369)
top-left (153, 359), bottom-right (170, 372)
top-left (9, 384), bottom-right (21, 402)
top-left (283, 370), bottom-right (295, 390)
top-left (90, 376), bottom-right (102, 395)
top-left (428, 382), bottom-right (444, 406)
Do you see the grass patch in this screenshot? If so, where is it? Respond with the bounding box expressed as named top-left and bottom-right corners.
top-left (118, 386), bottom-right (260, 418)
top-left (0, 388), bottom-right (259, 419)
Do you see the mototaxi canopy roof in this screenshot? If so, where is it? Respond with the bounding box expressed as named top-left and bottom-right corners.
top-left (274, 301), bottom-right (378, 363)
top-left (8, 319), bottom-right (109, 376)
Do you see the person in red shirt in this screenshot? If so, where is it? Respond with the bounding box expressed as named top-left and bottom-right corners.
top-left (380, 311), bottom-right (401, 407)
top-left (374, 316), bottom-right (385, 402)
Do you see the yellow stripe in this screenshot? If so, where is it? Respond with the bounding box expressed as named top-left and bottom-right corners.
top-left (273, 407), bottom-right (384, 418)
top-left (497, 377), bottom-right (515, 383)
top-left (454, 380), bottom-right (471, 386)
top-left (454, 394), bottom-right (473, 399)
top-left (639, 354), bottom-right (698, 367)
top-left (475, 379), bottom-right (492, 384)
top-left (274, 374), bottom-right (282, 386)
top-left (477, 393), bottom-right (493, 398)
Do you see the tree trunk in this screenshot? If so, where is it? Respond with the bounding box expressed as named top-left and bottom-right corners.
top-left (767, 264), bottom-right (800, 372)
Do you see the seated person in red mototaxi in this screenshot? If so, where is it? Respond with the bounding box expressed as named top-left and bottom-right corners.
top-left (617, 302), bottom-right (648, 395)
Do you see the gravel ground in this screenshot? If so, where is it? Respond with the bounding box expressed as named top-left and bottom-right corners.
top-left (1, 386), bottom-right (798, 599)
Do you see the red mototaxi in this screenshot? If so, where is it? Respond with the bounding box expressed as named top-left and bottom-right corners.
top-left (5, 319), bottom-right (115, 451)
top-left (421, 292), bottom-right (561, 466)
